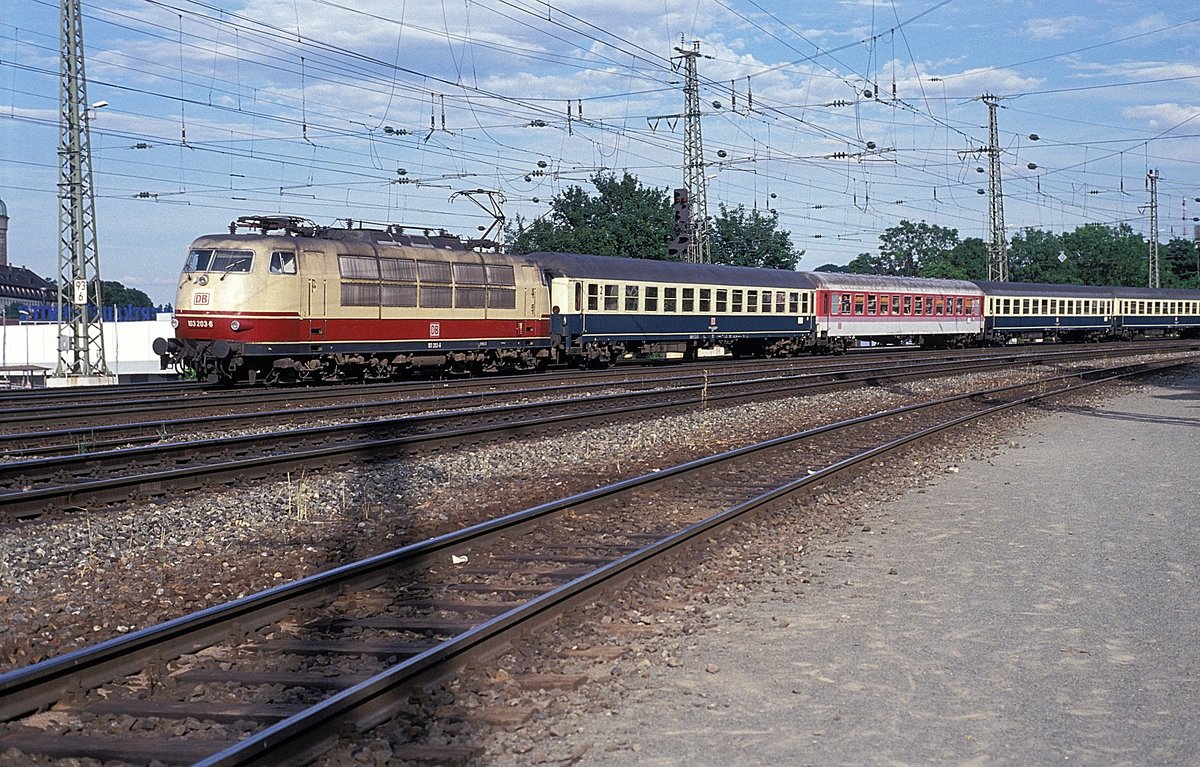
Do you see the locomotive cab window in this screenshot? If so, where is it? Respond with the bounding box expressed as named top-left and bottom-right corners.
top-left (269, 251), bottom-right (297, 275)
top-left (188, 248), bottom-right (254, 273)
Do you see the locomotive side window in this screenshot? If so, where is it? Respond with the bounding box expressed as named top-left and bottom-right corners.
top-left (664, 287), bottom-right (678, 312)
top-left (716, 289), bottom-right (728, 313)
top-left (488, 286), bottom-right (516, 309)
top-left (645, 286), bottom-right (659, 312)
top-left (339, 255), bottom-right (379, 279)
top-left (456, 285), bottom-right (487, 309)
top-left (342, 283), bottom-right (379, 307)
top-left (625, 285), bottom-right (640, 311)
top-left (380, 258), bottom-right (417, 281)
top-left (269, 251), bottom-right (297, 275)
top-left (417, 260), bottom-right (452, 283)
top-left (381, 284), bottom-right (417, 307)
top-left (453, 262), bottom-right (487, 285)
top-left (682, 287), bottom-right (695, 312)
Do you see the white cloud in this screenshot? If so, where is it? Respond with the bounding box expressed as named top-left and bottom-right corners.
top-left (1023, 16), bottom-right (1087, 41)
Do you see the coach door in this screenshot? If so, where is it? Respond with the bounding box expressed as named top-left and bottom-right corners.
top-left (304, 250), bottom-right (327, 339)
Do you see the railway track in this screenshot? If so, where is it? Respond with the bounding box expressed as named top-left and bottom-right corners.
top-left (0, 356), bottom-right (1189, 765)
top-left (6, 347), bottom-right (1195, 521)
top-left (1, 342), bottom-right (1189, 443)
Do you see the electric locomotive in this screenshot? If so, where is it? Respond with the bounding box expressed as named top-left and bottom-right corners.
top-left (154, 216), bottom-right (551, 384)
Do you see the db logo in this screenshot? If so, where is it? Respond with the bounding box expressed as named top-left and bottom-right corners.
top-left (429, 322), bottom-right (441, 337)
top-left (194, 292), bottom-right (210, 306)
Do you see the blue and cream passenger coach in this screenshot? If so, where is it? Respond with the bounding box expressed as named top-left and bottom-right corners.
top-left (533, 251), bottom-right (819, 364)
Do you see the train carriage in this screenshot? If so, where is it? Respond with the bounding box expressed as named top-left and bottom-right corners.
top-left (809, 273), bottom-right (984, 350)
top-left (974, 281), bottom-right (1117, 344)
top-left (532, 252), bottom-right (818, 364)
top-left (1112, 286), bottom-right (1200, 339)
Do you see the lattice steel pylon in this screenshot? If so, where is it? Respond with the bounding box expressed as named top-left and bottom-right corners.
top-left (673, 41), bottom-right (711, 264)
top-left (1146, 169), bottom-right (1160, 288)
top-left (983, 95), bottom-right (1008, 282)
top-left (56, 0), bottom-right (112, 381)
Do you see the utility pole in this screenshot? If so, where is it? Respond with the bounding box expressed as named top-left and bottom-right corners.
top-left (54, 0), bottom-right (114, 386)
top-left (1146, 169), bottom-right (1160, 288)
top-left (673, 40), bottom-right (711, 263)
top-left (983, 95), bottom-right (1008, 282)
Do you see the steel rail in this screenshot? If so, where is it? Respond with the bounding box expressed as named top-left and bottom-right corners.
top-left (0, 356), bottom-right (1188, 751)
top-left (1, 350), bottom-right (1148, 519)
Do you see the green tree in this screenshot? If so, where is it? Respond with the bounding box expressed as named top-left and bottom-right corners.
top-left (844, 252), bottom-right (888, 274)
top-left (1162, 237), bottom-right (1200, 288)
top-left (1009, 229), bottom-right (1076, 284)
top-left (101, 280), bottom-right (154, 308)
top-left (708, 203), bottom-right (800, 270)
top-left (923, 236), bottom-right (987, 279)
top-left (507, 172), bottom-right (674, 259)
top-left (1061, 223), bottom-right (1145, 286)
top-left (814, 262), bottom-right (855, 273)
top-left (877, 220), bottom-right (961, 276)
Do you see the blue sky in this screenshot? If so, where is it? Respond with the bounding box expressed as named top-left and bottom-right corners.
top-left (2, 0), bottom-right (1199, 304)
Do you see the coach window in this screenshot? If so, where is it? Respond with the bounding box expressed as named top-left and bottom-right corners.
top-left (775, 291), bottom-right (786, 313)
top-left (747, 290), bottom-right (758, 313)
top-left (732, 290), bottom-right (744, 313)
top-left (716, 289), bottom-right (728, 312)
top-left (699, 288), bottom-right (712, 312)
top-left (913, 296), bottom-right (923, 315)
top-left (625, 285), bottom-right (640, 311)
top-left (789, 292), bottom-right (799, 314)
top-left (866, 294), bottom-right (877, 314)
top-left (645, 286), bottom-right (659, 312)
top-left (587, 283), bottom-right (600, 311)
top-left (889, 295), bottom-right (899, 315)
top-left (902, 295), bottom-right (912, 314)
top-left (664, 287), bottom-right (678, 312)
top-left (802, 293), bottom-right (812, 314)
top-left (760, 291), bottom-right (771, 313)
top-left (932, 297), bottom-right (943, 316)
top-left (682, 287), bottom-right (695, 312)
top-left (604, 284), bottom-right (619, 311)
top-left (270, 251), bottom-right (297, 275)
top-left (955, 297), bottom-right (964, 315)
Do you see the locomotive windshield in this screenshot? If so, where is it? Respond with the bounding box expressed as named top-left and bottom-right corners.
top-left (186, 248), bottom-right (254, 273)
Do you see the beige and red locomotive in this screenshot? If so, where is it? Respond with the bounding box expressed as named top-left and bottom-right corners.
top-left (154, 216), bottom-right (551, 384)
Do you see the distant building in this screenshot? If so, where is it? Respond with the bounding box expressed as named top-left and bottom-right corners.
top-left (0, 195), bottom-right (57, 314)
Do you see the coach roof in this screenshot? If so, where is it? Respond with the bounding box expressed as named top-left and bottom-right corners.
top-left (807, 271), bottom-right (982, 295)
top-left (530, 251), bottom-right (817, 289)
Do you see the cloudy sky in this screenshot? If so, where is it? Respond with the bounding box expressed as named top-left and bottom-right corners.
top-left (2, 0), bottom-right (1199, 304)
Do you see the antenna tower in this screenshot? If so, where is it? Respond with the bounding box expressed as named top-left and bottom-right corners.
top-left (673, 41), bottom-right (710, 263)
top-left (983, 95), bottom-right (1008, 281)
top-left (55, 0), bottom-right (113, 384)
top-left (1146, 169), bottom-right (1160, 288)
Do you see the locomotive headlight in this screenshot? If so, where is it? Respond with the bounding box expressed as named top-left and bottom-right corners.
top-left (197, 274), bottom-right (209, 286)
top-left (230, 320), bottom-right (241, 331)
top-left (171, 317), bottom-right (179, 328)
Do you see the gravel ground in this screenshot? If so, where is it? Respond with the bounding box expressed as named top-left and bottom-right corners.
top-left (0, 356), bottom-right (1193, 759)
